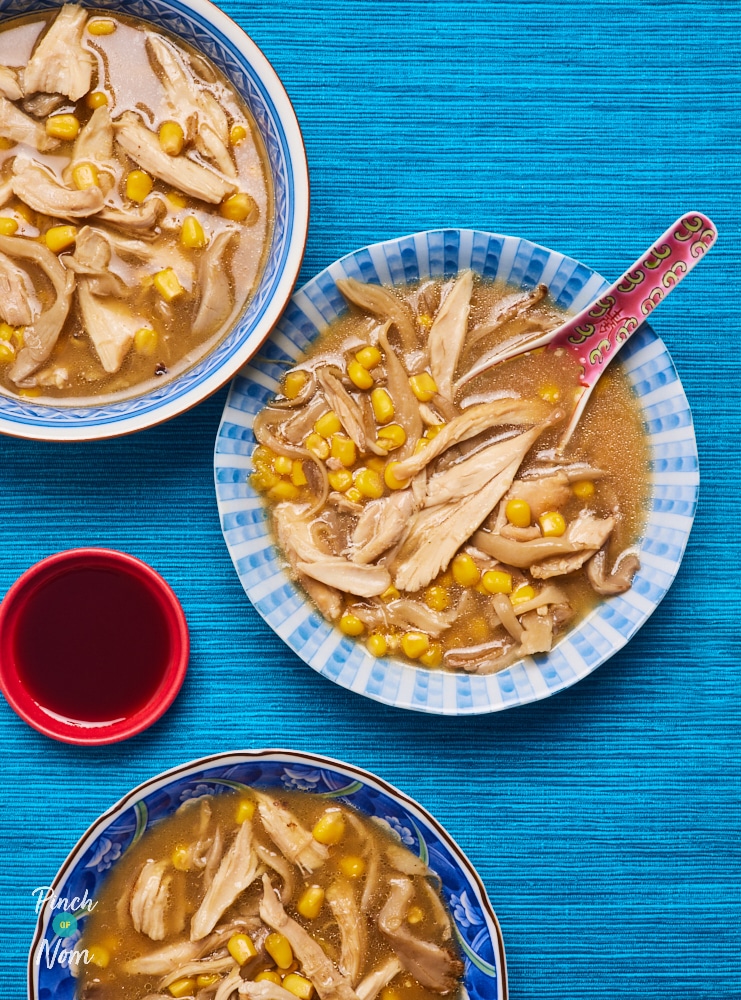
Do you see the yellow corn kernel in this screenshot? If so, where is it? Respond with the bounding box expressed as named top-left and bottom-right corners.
top-left (380, 584), bottom-right (400, 603)
top-left (413, 438), bottom-right (429, 455)
top-left (425, 586), bottom-right (450, 612)
top-left (417, 313), bottom-right (432, 329)
top-left (252, 445), bottom-right (275, 468)
top-left (134, 327), bottom-right (158, 356)
top-left (313, 808), bottom-right (346, 845)
top-left (538, 382), bottom-right (561, 403)
top-left (85, 944), bottom-right (110, 968)
top-left (0, 322), bottom-right (14, 341)
top-left (283, 370), bottom-right (308, 399)
top-left (339, 854), bottom-right (367, 878)
top-left (380, 991), bottom-right (403, 1000)
top-left (18, 386), bottom-right (41, 397)
top-left (46, 114), bottom-right (80, 141)
top-left (268, 481), bottom-right (300, 502)
top-left (407, 905), bottom-right (425, 925)
top-left (283, 974), bottom-right (315, 999)
top-left (236, 798), bottom-right (256, 823)
top-left (511, 584), bottom-right (536, 606)
top-left (452, 552), bottom-right (481, 587)
top-left (85, 90), bottom-right (108, 109)
top-left (371, 387), bottom-right (394, 424)
top-left (409, 372), bottom-right (437, 401)
top-left (228, 932), bottom-right (257, 965)
top-left (153, 267), bottom-right (184, 302)
top-left (0, 136), bottom-right (15, 150)
top-left (297, 885), bottom-right (325, 919)
top-left (255, 971), bottom-right (283, 985)
top-left (339, 613), bottom-right (364, 637)
top-left (328, 468), bottom-right (353, 492)
top-left (424, 423), bottom-right (444, 438)
top-left (419, 643), bottom-right (443, 668)
top-left (171, 844), bottom-right (190, 871)
top-left (168, 979), bottom-right (196, 999)
top-left (88, 18), bottom-right (116, 34)
top-left (572, 479), bottom-right (595, 499)
top-left (291, 461), bottom-right (308, 487)
top-left (314, 410), bottom-right (342, 438)
top-left (14, 202), bottom-right (35, 225)
top-left (181, 215), bottom-right (208, 249)
top-left (220, 192), bottom-right (257, 223)
top-left (345, 487), bottom-right (362, 504)
top-left (126, 169), bottom-right (154, 203)
top-left (506, 498), bottom-right (531, 528)
top-left (72, 162), bottom-right (99, 190)
top-left (230, 123), bottom-right (248, 145)
top-left (45, 225), bottom-right (77, 253)
top-left (355, 468), bottom-right (384, 499)
top-left (331, 434), bottom-right (357, 467)
top-left (377, 424), bottom-right (406, 450)
top-left (11, 327), bottom-right (23, 348)
top-left (384, 462), bottom-right (409, 491)
top-left (347, 359), bottom-right (374, 389)
top-left (0, 217), bottom-right (18, 236)
top-left (167, 190), bottom-right (188, 208)
top-left (160, 120), bottom-right (185, 156)
top-left (273, 455), bottom-right (294, 476)
top-left (251, 468), bottom-right (281, 492)
top-left (355, 344), bottom-right (382, 369)
top-left (366, 633), bottom-right (387, 658)
top-left (265, 932), bottom-right (294, 969)
top-left (305, 432), bottom-right (330, 460)
top-left (482, 569), bottom-right (513, 595)
top-left (401, 631), bottom-right (430, 659)
top-left (539, 511), bottom-right (567, 537)
top-left (197, 975), bottom-right (220, 988)
top-left (366, 456), bottom-right (386, 474)
top-left (0, 342), bottom-right (15, 363)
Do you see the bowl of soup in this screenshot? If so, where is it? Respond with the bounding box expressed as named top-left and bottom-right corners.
top-left (0, 1), bottom-right (308, 439)
top-left (28, 749), bottom-right (507, 1000)
top-left (214, 229), bottom-right (698, 714)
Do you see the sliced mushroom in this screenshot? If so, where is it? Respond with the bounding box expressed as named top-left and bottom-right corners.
top-left (355, 958), bottom-right (403, 1000)
top-left (130, 860), bottom-right (172, 941)
top-left (326, 879), bottom-right (366, 985)
top-left (190, 821), bottom-right (261, 941)
top-left (76, 280), bottom-right (146, 374)
top-left (254, 792), bottom-right (329, 875)
top-left (24, 4), bottom-right (93, 102)
top-left (95, 197), bottom-right (168, 237)
top-left (337, 277), bottom-right (417, 354)
top-left (428, 269), bottom-right (473, 399)
top-left (0, 251), bottom-right (40, 326)
top-left (473, 512), bottom-right (616, 569)
top-left (192, 229), bottom-right (236, 337)
top-left (587, 546), bottom-right (640, 595)
top-left (11, 156), bottom-right (105, 218)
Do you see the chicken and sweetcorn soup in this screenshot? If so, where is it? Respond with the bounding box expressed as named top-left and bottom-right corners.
top-left (252, 274), bottom-right (649, 673)
top-left (77, 790), bottom-right (463, 1000)
top-left (0, 5), bottom-right (272, 401)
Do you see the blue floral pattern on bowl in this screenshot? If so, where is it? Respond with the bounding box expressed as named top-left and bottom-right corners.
top-left (28, 750), bottom-right (507, 1000)
top-left (0, 0), bottom-right (308, 440)
top-left (214, 228), bottom-right (699, 715)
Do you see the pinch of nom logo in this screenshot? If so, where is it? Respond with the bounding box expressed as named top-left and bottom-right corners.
top-left (32, 885), bottom-right (98, 970)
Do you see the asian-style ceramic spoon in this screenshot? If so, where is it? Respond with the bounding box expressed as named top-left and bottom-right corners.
top-left (459, 211), bottom-right (717, 450)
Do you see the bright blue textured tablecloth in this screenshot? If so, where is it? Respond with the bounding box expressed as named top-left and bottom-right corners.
top-left (1, 2), bottom-right (739, 997)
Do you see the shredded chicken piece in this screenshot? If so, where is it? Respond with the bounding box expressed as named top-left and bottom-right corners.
top-left (317, 366), bottom-right (386, 456)
top-left (122, 940), bottom-right (202, 976)
top-left (466, 283), bottom-right (548, 347)
top-left (505, 471), bottom-right (572, 519)
top-left (260, 875), bottom-right (360, 1000)
top-left (190, 821), bottom-right (260, 941)
top-left (239, 983), bottom-right (296, 1000)
top-left (297, 573), bottom-right (343, 620)
top-left (337, 277), bottom-right (417, 354)
top-left (326, 879), bottom-right (366, 985)
top-left (24, 4), bottom-right (93, 101)
top-left (158, 957), bottom-right (238, 990)
top-left (428, 269), bottom-right (473, 398)
top-left (115, 111), bottom-right (238, 203)
top-left (254, 793), bottom-right (329, 874)
top-left (96, 198), bottom-right (168, 236)
top-left (255, 843), bottom-right (296, 903)
top-left (68, 105), bottom-right (116, 190)
top-left (386, 845), bottom-right (429, 877)
top-left (0, 65), bottom-right (22, 101)
top-left (192, 230), bottom-right (236, 336)
top-left (130, 860), bottom-right (172, 941)
top-left (77, 281), bottom-right (146, 373)
top-left (12, 156), bottom-right (105, 218)
top-left (0, 251), bottom-right (39, 326)
top-left (0, 95), bottom-right (59, 151)
top-left (214, 968), bottom-right (243, 1000)
top-left (378, 322), bottom-right (423, 459)
top-left (66, 227), bottom-right (131, 297)
top-left (355, 958), bottom-right (403, 1000)
top-left (587, 547), bottom-right (640, 595)
top-left (352, 491), bottom-right (416, 564)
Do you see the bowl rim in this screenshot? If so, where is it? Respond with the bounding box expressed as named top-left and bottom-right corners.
top-left (0, 0), bottom-right (310, 441)
top-left (27, 747), bottom-right (508, 1000)
top-left (0, 547), bottom-right (189, 744)
top-left (214, 227), bottom-right (699, 715)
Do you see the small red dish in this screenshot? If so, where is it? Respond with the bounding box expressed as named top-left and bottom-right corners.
top-left (0, 549), bottom-right (189, 745)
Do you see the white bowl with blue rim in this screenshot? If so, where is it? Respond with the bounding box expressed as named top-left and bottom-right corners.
top-left (28, 749), bottom-right (507, 1000)
top-left (214, 229), bottom-right (698, 715)
top-left (0, 0), bottom-right (308, 441)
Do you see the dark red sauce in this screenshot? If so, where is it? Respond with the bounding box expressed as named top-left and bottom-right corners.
top-left (13, 568), bottom-right (171, 724)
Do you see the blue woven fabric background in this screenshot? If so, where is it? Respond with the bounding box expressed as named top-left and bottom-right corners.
top-left (1, 1), bottom-right (739, 997)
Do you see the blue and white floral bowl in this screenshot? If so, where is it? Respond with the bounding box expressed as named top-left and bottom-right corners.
top-left (214, 229), bottom-right (699, 714)
top-left (28, 750), bottom-right (507, 1000)
top-left (0, 0), bottom-right (308, 440)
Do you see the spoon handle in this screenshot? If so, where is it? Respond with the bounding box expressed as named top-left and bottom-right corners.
top-left (549, 210), bottom-right (718, 387)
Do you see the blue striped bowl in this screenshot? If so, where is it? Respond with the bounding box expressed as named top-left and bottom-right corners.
top-left (214, 230), bottom-right (698, 715)
top-left (0, 0), bottom-right (308, 440)
top-left (29, 750), bottom-right (507, 1000)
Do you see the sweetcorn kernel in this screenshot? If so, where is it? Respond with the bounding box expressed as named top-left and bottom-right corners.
top-left (45, 225), bottom-right (77, 253)
top-left (339, 854), bottom-right (367, 878)
top-left (153, 267), bottom-right (184, 302)
top-left (511, 584), bottom-right (536, 606)
top-left (345, 487), bottom-right (362, 504)
top-left (0, 322), bottom-right (14, 341)
top-left (297, 885), bottom-right (325, 919)
top-left (407, 905), bottom-right (425, 925)
top-left (425, 586), bottom-right (450, 612)
top-left (365, 456), bottom-right (387, 474)
top-left (168, 980), bottom-right (196, 999)
top-left (339, 613), bottom-right (364, 637)
top-left (126, 169), bottom-right (153, 202)
top-left (355, 468), bottom-right (384, 499)
top-left (505, 498), bottom-right (531, 528)
top-left (482, 570), bottom-right (513, 595)
top-left (283, 370), bottom-right (308, 399)
top-left (46, 114), bottom-right (80, 140)
top-left (413, 438), bottom-right (429, 455)
top-left (282, 974), bottom-right (315, 1000)
top-left (171, 844), bottom-right (190, 871)
top-left (181, 215), bottom-right (208, 249)
top-left (167, 190), bottom-right (188, 208)
top-left (380, 584), bottom-right (400, 603)
top-left (230, 124), bottom-right (248, 145)
top-left (291, 461), bottom-right (308, 487)
top-left (384, 462), bottom-right (409, 491)
top-left (328, 468), bottom-right (353, 492)
top-left (452, 552), bottom-right (481, 587)
top-left (355, 345), bottom-right (382, 369)
top-left (273, 455), bottom-right (294, 476)
top-left (377, 424), bottom-right (406, 450)
top-left (419, 643), bottom-right (443, 668)
top-left (134, 327), bottom-right (158, 356)
top-left (409, 372), bottom-right (437, 401)
top-left (539, 511), bottom-right (567, 537)
top-left (236, 798), bottom-right (256, 823)
top-left (159, 120), bottom-right (185, 156)
top-left (401, 631), bottom-right (430, 659)
top-left (255, 971), bottom-right (282, 985)
top-left (85, 90), bottom-right (108, 109)
top-left (572, 479), bottom-right (595, 499)
top-left (538, 382), bottom-right (561, 403)
top-left (312, 809), bottom-right (346, 845)
top-left (88, 18), bottom-right (116, 34)
top-left (267, 481), bottom-right (300, 501)
top-left (371, 387), bottom-right (394, 424)
top-left (348, 359), bottom-right (374, 389)
top-left (86, 945), bottom-right (110, 968)
top-left (305, 432), bottom-right (330, 460)
top-left (228, 932), bottom-right (257, 965)
top-left (424, 423), bottom-right (444, 438)
top-left (0, 218), bottom-right (18, 236)
top-left (330, 434), bottom-right (357, 467)
top-left (0, 137), bottom-right (15, 150)
top-left (314, 410), bottom-right (342, 438)
top-left (197, 975), bottom-right (220, 988)
top-left (72, 162), bottom-right (99, 190)
top-left (220, 192), bottom-right (257, 223)
top-left (366, 633), bottom-right (387, 658)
